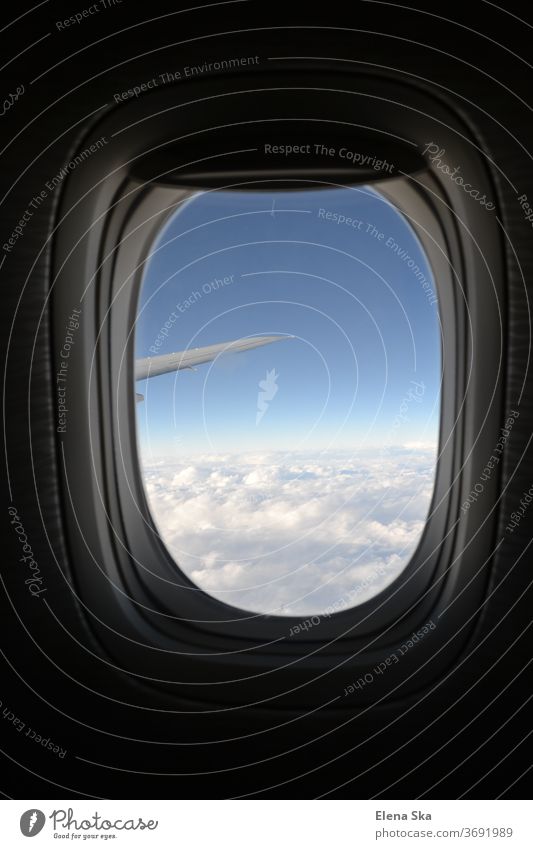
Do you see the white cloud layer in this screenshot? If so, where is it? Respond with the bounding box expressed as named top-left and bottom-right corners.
top-left (141, 447), bottom-right (437, 616)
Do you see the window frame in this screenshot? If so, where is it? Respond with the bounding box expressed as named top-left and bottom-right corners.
top-left (53, 69), bottom-right (504, 708)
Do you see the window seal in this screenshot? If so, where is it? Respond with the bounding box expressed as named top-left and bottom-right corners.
top-left (52, 69), bottom-right (505, 708)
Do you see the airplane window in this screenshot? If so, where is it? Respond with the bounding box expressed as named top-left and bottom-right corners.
top-left (134, 186), bottom-right (441, 616)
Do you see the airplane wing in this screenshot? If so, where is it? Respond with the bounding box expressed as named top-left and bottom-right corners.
top-left (135, 334), bottom-right (291, 386)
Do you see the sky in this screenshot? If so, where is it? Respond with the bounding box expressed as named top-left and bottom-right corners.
top-left (142, 447), bottom-right (438, 616)
top-left (134, 185), bottom-right (441, 615)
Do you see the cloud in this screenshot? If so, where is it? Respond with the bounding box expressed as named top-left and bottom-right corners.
top-left (141, 447), bottom-right (437, 616)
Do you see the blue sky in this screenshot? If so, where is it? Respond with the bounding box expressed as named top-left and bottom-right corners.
top-left (135, 185), bottom-right (441, 458)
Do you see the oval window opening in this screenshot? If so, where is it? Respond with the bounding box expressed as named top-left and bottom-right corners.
top-left (134, 185), bottom-right (441, 616)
